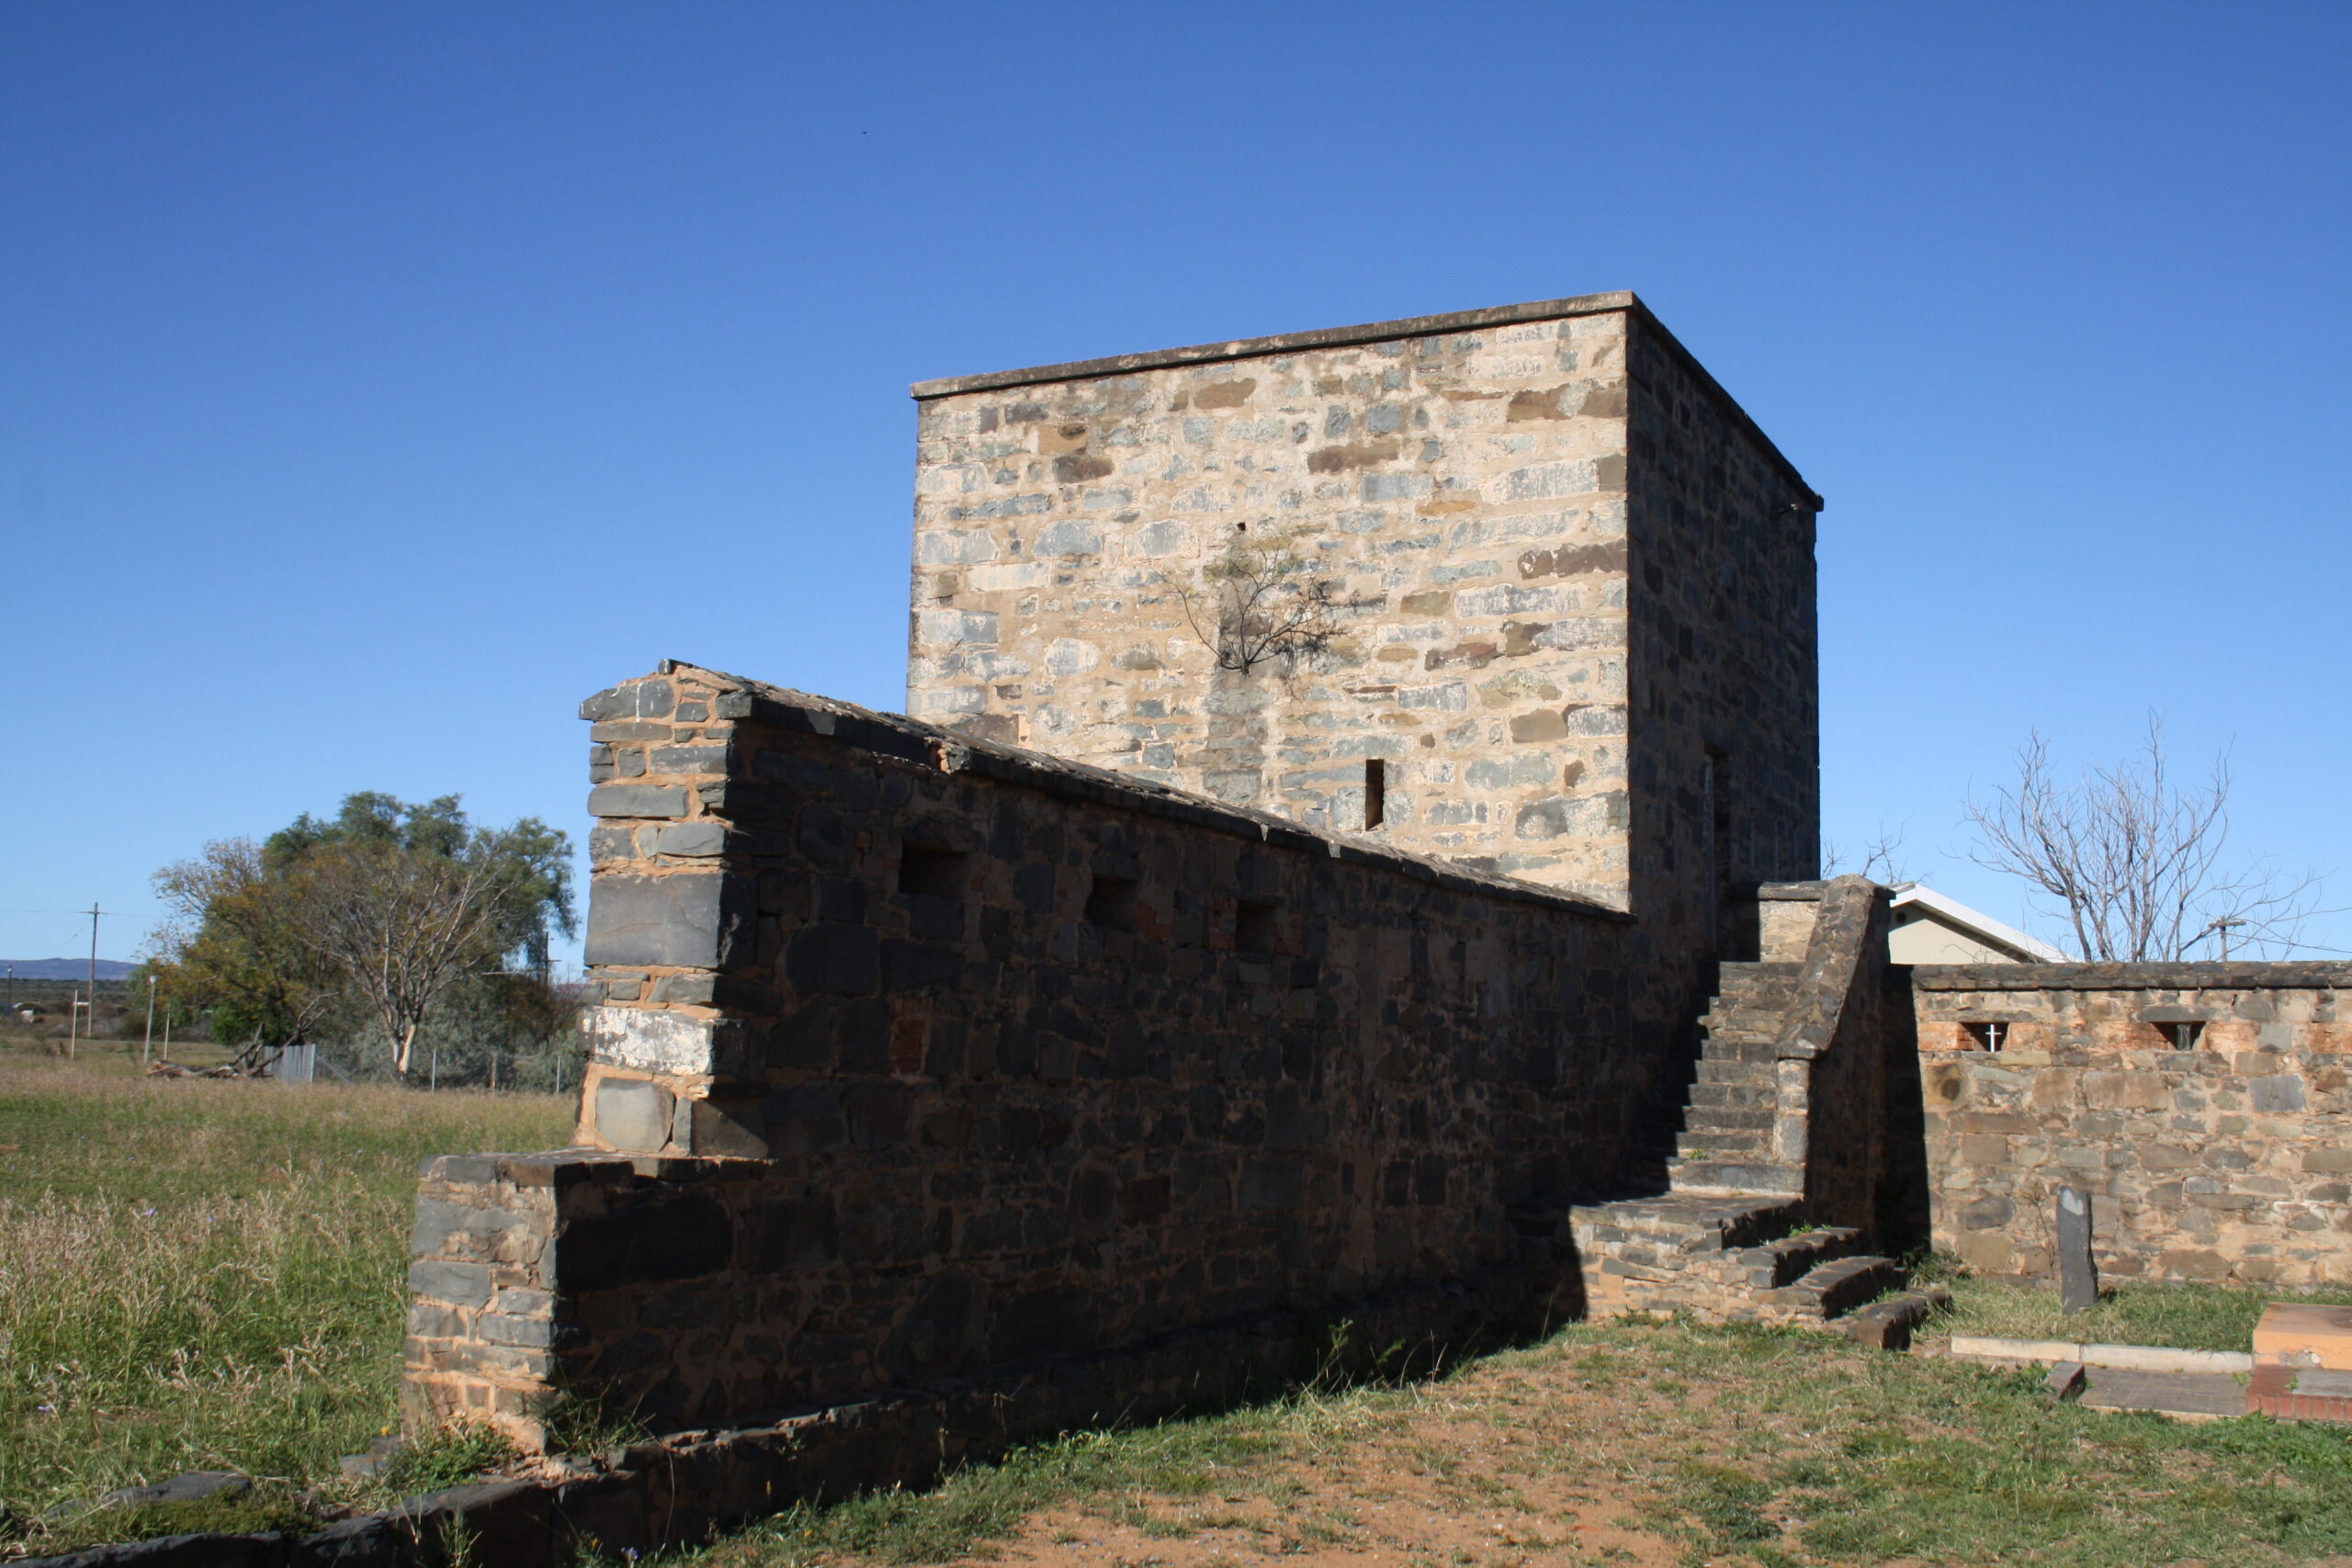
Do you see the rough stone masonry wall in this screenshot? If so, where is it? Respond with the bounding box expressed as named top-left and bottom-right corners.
top-left (1914, 965), bottom-right (2352, 1285)
top-left (1623, 318), bottom-right (1819, 973)
top-left (905, 295), bottom-right (1644, 908)
top-left (406, 662), bottom-right (1638, 1439)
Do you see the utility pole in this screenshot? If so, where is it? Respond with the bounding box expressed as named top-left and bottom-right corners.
top-left (87, 903), bottom-right (100, 1015)
top-left (2207, 916), bottom-right (2248, 961)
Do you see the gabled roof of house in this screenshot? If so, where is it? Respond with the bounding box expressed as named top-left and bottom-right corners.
top-left (1889, 883), bottom-right (2069, 963)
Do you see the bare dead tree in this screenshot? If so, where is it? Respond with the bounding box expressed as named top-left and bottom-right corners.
top-left (1822, 823), bottom-right (1916, 885)
top-left (1167, 525), bottom-right (1342, 674)
top-left (1963, 718), bottom-right (2326, 960)
top-left (290, 835), bottom-right (525, 1075)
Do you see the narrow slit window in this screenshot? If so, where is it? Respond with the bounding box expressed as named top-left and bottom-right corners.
top-left (1963, 1021), bottom-right (2008, 1053)
top-left (1235, 900), bottom-right (1278, 955)
top-left (1084, 873), bottom-right (1139, 932)
top-left (1364, 759), bottom-right (1386, 829)
top-left (2165, 1021), bottom-right (2203, 1050)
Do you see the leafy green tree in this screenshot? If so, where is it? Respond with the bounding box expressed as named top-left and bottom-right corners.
top-left (147, 839), bottom-right (341, 1047)
top-left (147, 794), bottom-right (575, 1071)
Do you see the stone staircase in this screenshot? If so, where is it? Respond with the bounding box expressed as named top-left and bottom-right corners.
top-left (1668, 962), bottom-right (1804, 1196)
top-left (1518, 922), bottom-right (1943, 1348)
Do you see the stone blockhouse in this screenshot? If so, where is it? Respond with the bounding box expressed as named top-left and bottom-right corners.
top-left (905, 293), bottom-right (1824, 970)
top-left (396, 296), bottom-right (2347, 1535)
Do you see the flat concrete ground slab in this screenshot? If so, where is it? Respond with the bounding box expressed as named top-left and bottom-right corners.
top-left (2079, 1368), bottom-right (2245, 1420)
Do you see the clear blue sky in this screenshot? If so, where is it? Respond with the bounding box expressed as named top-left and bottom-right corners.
top-left (5, 3), bottom-right (2346, 965)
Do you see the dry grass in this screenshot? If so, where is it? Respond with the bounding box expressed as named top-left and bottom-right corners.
top-left (689, 1314), bottom-right (2352, 1568)
top-left (0, 1050), bottom-right (573, 1549)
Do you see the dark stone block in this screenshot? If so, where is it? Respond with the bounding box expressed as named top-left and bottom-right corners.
top-left (785, 923), bottom-right (879, 995)
top-left (1012, 863), bottom-right (1058, 916)
top-left (556, 1196), bottom-right (732, 1290)
top-left (411, 1198), bottom-right (480, 1258)
top-left (409, 1259), bottom-right (492, 1308)
top-left (842, 1082), bottom-right (911, 1148)
top-left (586, 784), bottom-right (690, 819)
top-left (689, 1099), bottom-right (770, 1159)
top-left (299, 1513), bottom-right (407, 1563)
top-left (435, 1155), bottom-right (499, 1186)
top-left (902, 895), bottom-right (964, 942)
top-left (797, 804), bottom-right (854, 867)
top-left (1416, 1154), bottom-right (1449, 1206)
top-left (881, 1273), bottom-right (987, 1378)
top-left (1240, 1156), bottom-right (1305, 1211)
top-left (1119, 1175), bottom-right (1171, 1224)
top-left (650, 744), bottom-right (731, 774)
top-left (817, 876), bottom-right (867, 923)
top-left (579, 686), bottom-right (634, 721)
top-left (746, 1195), bottom-right (839, 1270)
top-left (990, 1287), bottom-right (1094, 1359)
top-left (881, 939), bottom-right (960, 992)
top-left (583, 873), bottom-right (753, 969)
top-left (1069, 1166), bottom-right (1118, 1240)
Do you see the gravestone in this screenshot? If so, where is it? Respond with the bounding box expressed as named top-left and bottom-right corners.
top-left (2057, 1185), bottom-right (2098, 1312)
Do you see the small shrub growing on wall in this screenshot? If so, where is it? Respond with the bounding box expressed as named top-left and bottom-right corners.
top-left (1168, 525), bottom-right (1343, 675)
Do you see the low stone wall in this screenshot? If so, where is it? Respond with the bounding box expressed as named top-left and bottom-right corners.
top-left (406, 663), bottom-right (1643, 1443)
top-left (1781, 881), bottom-right (1925, 1245)
top-left (1914, 964), bottom-right (2352, 1284)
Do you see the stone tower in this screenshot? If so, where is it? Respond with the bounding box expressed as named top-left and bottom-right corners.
top-left (906, 292), bottom-right (1820, 966)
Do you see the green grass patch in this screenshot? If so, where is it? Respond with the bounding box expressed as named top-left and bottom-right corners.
top-left (1932, 1269), bottom-right (2352, 1351)
top-left (0, 1052), bottom-right (572, 1551)
top-left (375, 1419), bottom-right (522, 1499)
top-left (33, 1488), bottom-right (324, 1555)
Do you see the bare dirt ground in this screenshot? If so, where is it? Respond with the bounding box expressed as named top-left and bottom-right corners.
top-left (695, 1315), bottom-right (2352, 1567)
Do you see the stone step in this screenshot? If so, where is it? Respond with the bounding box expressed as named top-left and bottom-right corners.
top-left (1687, 1081), bottom-right (1776, 1111)
top-left (1839, 1286), bottom-right (1951, 1350)
top-left (1696, 1038), bottom-right (1779, 1066)
top-left (1756, 1254), bottom-right (1905, 1320)
top-left (1716, 961), bottom-right (1803, 978)
top-left (1702, 1004), bottom-right (1787, 1030)
top-left (1728, 1226), bottom-right (1861, 1289)
top-left (1681, 1105), bottom-right (1774, 1133)
top-left (1665, 1157), bottom-right (1804, 1197)
top-left (1694, 1059), bottom-right (1776, 1086)
top-left (1568, 1193), bottom-right (1803, 1250)
top-left (1713, 962), bottom-right (1801, 992)
top-left (1677, 1132), bottom-right (1769, 1160)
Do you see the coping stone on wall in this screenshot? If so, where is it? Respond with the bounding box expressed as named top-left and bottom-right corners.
top-left (677, 667), bottom-right (1632, 924)
top-left (1911, 963), bottom-right (2352, 991)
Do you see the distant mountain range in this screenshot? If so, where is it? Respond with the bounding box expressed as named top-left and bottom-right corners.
top-left (1, 958), bottom-right (139, 981)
